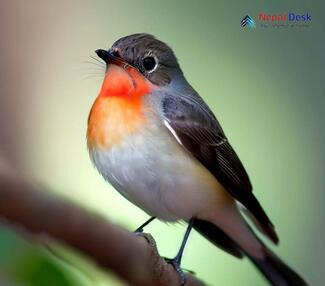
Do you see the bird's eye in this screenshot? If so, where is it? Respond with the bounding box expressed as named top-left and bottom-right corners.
top-left (142, 56), bottom-right (157, 72)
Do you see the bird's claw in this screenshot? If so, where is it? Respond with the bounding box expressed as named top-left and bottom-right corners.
top-left (134, 232), bottom-right (157, 250)
top-left (134, 231), bottom-right (152, 244)
top-left (164, 257), bottom-right (187, 285)
top-left (134, 217), bottom-right (156, 233)
top-left (134, 227), bottom-right (143, 233)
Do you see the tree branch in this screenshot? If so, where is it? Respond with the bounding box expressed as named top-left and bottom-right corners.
top-left (0, 160), bottom-right (205, 286)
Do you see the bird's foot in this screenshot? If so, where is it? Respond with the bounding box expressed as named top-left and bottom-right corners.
top-left (134, 227), bottom-right (143, 234)
top-left (164, 257), bottom-right (187, 285)
top-left (134, 217), bottom-right (156, 233)
top-left (134, 231), bottom-right (152, 244)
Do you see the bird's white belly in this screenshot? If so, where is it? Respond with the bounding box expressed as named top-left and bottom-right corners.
top-left (89, 124), bottom-right (231, 222)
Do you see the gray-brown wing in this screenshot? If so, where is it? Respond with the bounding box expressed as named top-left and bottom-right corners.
top-left (161, 94), bottom-right (278, 243)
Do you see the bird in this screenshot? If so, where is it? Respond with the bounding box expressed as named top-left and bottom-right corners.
top-left (87, 33), bottom-right (307, 286)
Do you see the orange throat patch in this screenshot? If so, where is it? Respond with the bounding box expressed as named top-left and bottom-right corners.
top-left (87, 64), bottom-right (155, 150)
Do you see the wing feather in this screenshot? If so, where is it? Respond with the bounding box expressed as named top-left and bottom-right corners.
top-left (160, 93), bottom-right (278, 244)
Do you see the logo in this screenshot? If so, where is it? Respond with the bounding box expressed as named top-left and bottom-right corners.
top-left (241, 12), bottom-right (312, 29)
top-left (259, 12), bottom-right (311, 22)
top-left (241, 15), bottom-right (256, 28)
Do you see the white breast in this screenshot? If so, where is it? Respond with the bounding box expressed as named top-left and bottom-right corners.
top-left (89, 114), bottom-right (231, 222)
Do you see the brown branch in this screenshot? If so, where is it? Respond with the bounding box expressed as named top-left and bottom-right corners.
top-left (0, 160), bottom-right (205, 286)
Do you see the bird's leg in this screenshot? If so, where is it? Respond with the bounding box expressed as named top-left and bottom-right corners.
top-left (134, 216), bottom-right (156, 233)
top-left (165, 218), bottom-right (194, 285)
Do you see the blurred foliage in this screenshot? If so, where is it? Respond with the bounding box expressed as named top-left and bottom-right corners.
top-left (0, 225), bottom-right (87, 286)
top-left (0, 225), bottom-right (123, 286)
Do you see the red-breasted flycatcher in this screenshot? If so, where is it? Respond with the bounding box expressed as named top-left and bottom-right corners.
top-left (87, 34), bottom-right (306, 286)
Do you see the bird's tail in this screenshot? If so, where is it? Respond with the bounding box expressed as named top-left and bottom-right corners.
top-left (248, 247), bottom-right (307, 286)
top-left (193, 219), bottom-right (307, 286)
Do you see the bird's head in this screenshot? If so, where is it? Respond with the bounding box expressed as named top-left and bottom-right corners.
top-left (95, 33), bottom-right (182, 99)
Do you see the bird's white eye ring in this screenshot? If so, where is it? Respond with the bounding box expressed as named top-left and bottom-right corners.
top-left (142, 56), bottom-right (158, 73)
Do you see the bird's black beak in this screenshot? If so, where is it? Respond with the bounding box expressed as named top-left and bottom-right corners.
top-left (95, 49), bottom-right (131, 69)
top-left (95, 49), bottom-right (112, 64)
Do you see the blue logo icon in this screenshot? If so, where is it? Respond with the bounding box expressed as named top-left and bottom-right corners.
top-left (241, 15), bottom-right (256, 28)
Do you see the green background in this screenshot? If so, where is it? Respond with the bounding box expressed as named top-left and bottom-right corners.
top-left (0, 0), bottom-right (324, 285)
